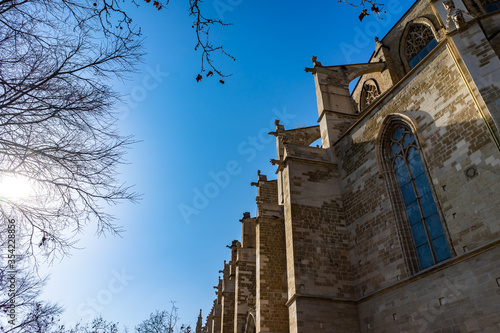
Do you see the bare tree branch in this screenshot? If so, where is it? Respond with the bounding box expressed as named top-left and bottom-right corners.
top-left (337, 0), bottom-right (386, 21)
top-left (0, 256), bottom-right (63, 333)
top-left (59, 316), bottom-right (121, 333)
top-left (189, 0), bottom-right (234, 83)
top-left (135, 302), bottom-right (180, 333)
top-left (0, 0), bottom-right (143, 263)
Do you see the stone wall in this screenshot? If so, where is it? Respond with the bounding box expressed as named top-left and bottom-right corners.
top-left (281, 148), bottom-right (358, 332)
top-left (351, 0), bottom-right (447, 111)
top-left (221, 262), bottom-right (235, 333)
top-left (357, 243), bottom-right (500, 332)
top-left (336, 29), bottom-right (500, 332)
top-left (234, 216), bottom-right (256, 333)
top-left (198, 0), bottom-right (500, 332)
top-left (255, 179), bottom-right (289, 333)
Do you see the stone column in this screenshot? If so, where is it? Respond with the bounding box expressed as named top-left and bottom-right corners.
top-left (220, 262), bottom-right (235, 333)
top-left (254, 174), bottom-right (289, 333)
top-left (234, 213), bottom-right (256, 333)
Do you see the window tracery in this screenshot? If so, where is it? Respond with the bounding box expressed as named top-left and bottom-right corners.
top-left (388, 124), bottom-right (451, 270)
top-left (361, 81), bottom-right (380, 109)
top-left (405, 24), bottom-right (438, 69)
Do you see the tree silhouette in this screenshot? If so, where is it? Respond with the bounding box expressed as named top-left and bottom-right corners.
top-left (135, 302), bottom-right (191, 333)
top-left (0, 256), bottom-right (62, 333)
top-left (0, 0), bottom-right (142, 262)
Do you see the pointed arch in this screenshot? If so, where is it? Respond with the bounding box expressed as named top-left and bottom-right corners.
top-left (376, 113), bottom-right (425, 178)
top-left (244, 311), bottom-right (256, 333)
top-left (377, 114), bottom-right (452, 275)
top-left (360, 79), bottom-right (381, 110)
top-left (399, 17), bottom-right (440, 72)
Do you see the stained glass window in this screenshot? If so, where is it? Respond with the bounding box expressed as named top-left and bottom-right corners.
top-left (406, 24), bottom-right (437, 69)
top-left (481, 0), bottom-right (500, 12)
top-left (389, 125), bottom-right (451, 269)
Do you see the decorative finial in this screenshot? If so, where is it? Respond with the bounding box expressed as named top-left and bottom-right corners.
top-left (257, 171), bottom-right (267, 181)
top-left (311, 55), bottom-right (322, 67)
top-left (239, 212), bottom-right (251, 221)
top-left (275, 119), bottom-right (285, 131)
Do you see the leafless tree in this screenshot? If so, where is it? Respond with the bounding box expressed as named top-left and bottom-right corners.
top-left (0, 257), bottom-right (63, 333)
top-left (59, 316), bottom-right (121, 333)
top-left (0, 0), bottom-right (143, 262)
top-left (0, 0), bottom-right (389, 262)
top-left (135, 302), bottom-right (184, 333)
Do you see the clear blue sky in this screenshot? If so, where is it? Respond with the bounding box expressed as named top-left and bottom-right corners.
top-left (40, 0), bottom-right (414, 330)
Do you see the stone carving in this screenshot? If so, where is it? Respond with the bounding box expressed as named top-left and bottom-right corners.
top-left (362, 81), bottom-right (381, 108)
top-left (270, 159), bottom-right (284, 166)
top-left (311, 55), bottom-right (322, 67)
top-left (247, 295), bottom-right (256, 309)
top-left (464, 165), bottom-right (479, 180)
top-left (405, 24), bottom-right (435, 60)
top-left (443, 0), bottom-right (468, 31)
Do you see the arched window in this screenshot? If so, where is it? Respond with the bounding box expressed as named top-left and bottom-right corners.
top-left (361, 80), bottom-right (381, 109)
top-left (481, 0), bottom-right (500, 12)
top-left (405, 24), bottom-right (438, 69)
top-left (387, 123), bottom-right (451, 271)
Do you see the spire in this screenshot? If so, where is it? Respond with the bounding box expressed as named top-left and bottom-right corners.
top-left (196, 309), bottom-right (203, 333)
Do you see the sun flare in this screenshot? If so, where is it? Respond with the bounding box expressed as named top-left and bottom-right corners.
top-left (0, 174), bottom-right (33, 199)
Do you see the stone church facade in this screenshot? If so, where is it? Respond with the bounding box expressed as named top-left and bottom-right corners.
top-left (197, 0), bottom-right (500, 331)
